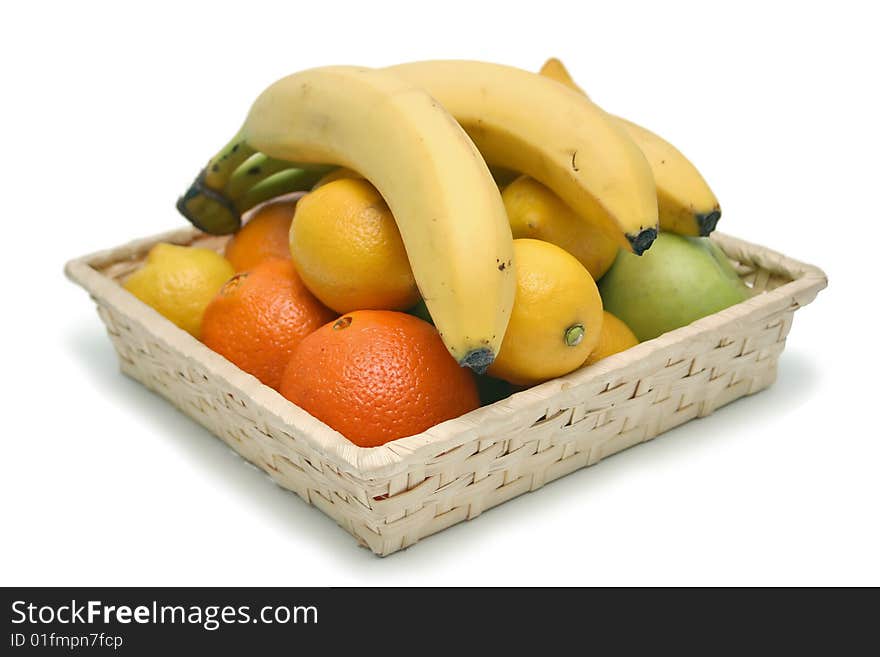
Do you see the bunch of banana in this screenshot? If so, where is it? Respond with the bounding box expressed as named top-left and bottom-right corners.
top-left (179, 66), bottom-right (514, 372)
top-left (539, 58), bottom-right (721, 237)
top-left (180, 61), bottom-right (659, 253)
top-left (176, 62), bottom-right (666, 370)
top-left (385, 61), bottom-right (659, 254)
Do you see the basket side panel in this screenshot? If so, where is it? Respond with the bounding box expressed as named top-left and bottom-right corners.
top-left (92, 299), bottom-right (385, 551)
top-left (363, 302), bottom-right (796, 555)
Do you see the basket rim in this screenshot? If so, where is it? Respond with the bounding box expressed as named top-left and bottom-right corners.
top-left (65, 228), bottom-right (827, 481)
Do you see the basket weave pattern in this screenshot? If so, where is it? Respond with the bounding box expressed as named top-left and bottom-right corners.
top-left (66, 229), bottom-right (826, 555)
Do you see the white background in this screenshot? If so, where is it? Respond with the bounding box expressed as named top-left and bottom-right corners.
top-left (2, 0), bottom-right (877, 586)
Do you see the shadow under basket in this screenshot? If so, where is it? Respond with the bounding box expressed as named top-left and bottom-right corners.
top-left (65, 229), bottom-right (826, 556)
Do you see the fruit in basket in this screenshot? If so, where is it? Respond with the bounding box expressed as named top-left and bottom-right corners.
top-left (502, 176), bottom-right (618, 279)
top-left (599, 233), bottom-right (750, 342)
top-left (539, 57), bottom-right (721, 237)
top-left (182, 66), bottom-right (514, 372)
top-left (224, 200), bottom-right (296, 271)
top-left (386, 60), bottom-right (658, 254)
top-left (584, 312), bottom-right (640, 365)
top-left (280, 311), bottom-right (480, 447)
top-left (123, 243), bottom-right (234, 338)
top-left (488, 239), bottom-right (604, 385)
top-left (201, 259), bottom-right (336, 390)
top-left (290, 179), bottom-right (420, 313)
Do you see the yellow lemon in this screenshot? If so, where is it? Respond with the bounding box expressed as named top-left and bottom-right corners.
top-left (123, 243), bottom-right (234, 338)
top-left (311, 167), bottom-right (364, 190)
top-left (488, 239), bottom-right (603, 385)
top-left (290, 178), bottom-right (419, 313)
top-left (502, 175), bottom-right (619, 280)
top-left (584, 311), bottom-right (639, 365)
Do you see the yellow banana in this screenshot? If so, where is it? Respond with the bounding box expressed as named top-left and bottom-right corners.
top-left (386, 61), bottom-right (659, 254)
top-left (540, 58), bottom-right (721, 236)
top-left (238, 66), bottom-right (514, 371)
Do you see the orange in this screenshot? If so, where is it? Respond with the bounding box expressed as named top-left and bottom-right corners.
top-left (584, 311), bottom-right (639, 365)
top-left (280, 310), bottom-right (479, 447)
top-left (224, 200), bottom-right (296, 271)
top-left (290, 179), bottom-right (419, 313)
top-left (201, 259), bottom-right (336, 390)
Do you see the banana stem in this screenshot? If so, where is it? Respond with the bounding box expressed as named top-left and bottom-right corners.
top-left (233, 166), bottom-right (333, 212)
top-left (177, 131), bottom-right (257, 234)
top-left (203, 131), bottom-right (258, 190)
top-left (223, 153), bottom-right (298, 199)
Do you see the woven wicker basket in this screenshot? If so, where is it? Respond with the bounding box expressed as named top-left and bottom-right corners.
top-left (65, 228), bottom-right (826, 556)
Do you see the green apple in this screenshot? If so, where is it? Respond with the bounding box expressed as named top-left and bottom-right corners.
top-left (598, 233), bottom-right (751, 342)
